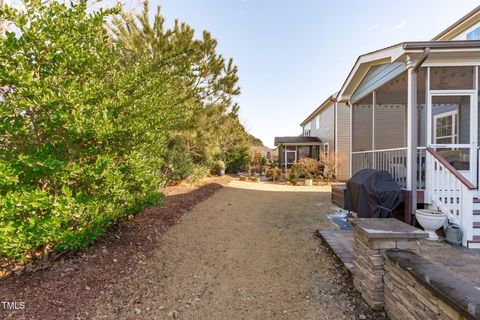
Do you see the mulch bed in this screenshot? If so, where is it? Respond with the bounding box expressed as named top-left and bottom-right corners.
top-left (0, 176), bottom-right (231, 320)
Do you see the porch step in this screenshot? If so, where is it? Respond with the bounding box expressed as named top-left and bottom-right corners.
top-left (468, 236), bottom-right (480, 249)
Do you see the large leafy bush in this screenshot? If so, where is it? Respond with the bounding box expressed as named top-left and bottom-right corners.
top-left (0, 0), bottom-right (172, 260)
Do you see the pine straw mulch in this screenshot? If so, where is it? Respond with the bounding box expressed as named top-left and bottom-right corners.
top-left (0, 175), bottom-right (231, 320)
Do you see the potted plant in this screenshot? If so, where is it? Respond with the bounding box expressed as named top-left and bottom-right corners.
top-left (216, 160), bottom-right (226, 176)
top-left (304, 172), bottom-right (313, 186)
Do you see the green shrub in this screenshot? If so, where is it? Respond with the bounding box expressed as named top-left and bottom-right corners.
top-left (184, 165), bottom-right (210, 184)
top-left (288, 163), bottom-right (300, 185)
top-left (162, 137), bottom-right (195, 184)
top-left (225, 145), bottom-right (251, 173)
top-left (0, 1), bottom-right (167, 260)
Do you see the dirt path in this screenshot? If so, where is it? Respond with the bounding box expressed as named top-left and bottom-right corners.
top-left (93, 180), bottom-right (387, 320)
top-left (0, 177), bottom-right (229, 320)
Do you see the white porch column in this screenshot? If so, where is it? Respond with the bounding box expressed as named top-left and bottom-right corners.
top-left (349, 102), bottom-right (353, 176)
top-left (372, 91), bottom-right (376, 168)
top-left (406, 57), bottom-right (418, 218)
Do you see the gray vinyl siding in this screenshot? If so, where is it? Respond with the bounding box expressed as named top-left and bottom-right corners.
top-left (309, 102), bottom-right (335, 148)
top-left (336, 102), bottom-right (351, 181)
top-left (301, 101), bottom-right (351, 181)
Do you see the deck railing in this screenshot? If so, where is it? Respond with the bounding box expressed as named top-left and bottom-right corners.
top-left (352, 147), bottom-right (426, 189)
top-left (425, 147), bottom-right (475, 246)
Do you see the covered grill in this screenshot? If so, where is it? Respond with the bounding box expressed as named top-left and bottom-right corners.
top-left (344, 169), bottom-right (403, 218)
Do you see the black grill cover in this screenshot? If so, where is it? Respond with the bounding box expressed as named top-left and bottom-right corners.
top-left (344, 169), bottom-right (403, 218)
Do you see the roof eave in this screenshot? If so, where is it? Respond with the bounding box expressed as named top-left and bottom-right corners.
top-left (299, 94), bottom-right (336, 127)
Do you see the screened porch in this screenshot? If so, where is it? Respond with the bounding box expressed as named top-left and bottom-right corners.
top-left (351, 65), bottom-right (480, 190)
top-left (274, 136), bottom-right (322, 169)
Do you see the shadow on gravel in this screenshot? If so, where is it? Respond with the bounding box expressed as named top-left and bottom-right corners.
top-left (0, 182), bottom-right (225, 320)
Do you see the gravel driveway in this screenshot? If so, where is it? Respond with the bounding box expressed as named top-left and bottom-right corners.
top-left (93, 180), bottom-right (386, 320)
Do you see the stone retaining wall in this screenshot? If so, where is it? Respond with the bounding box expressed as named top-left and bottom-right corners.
top-left (384, 254), bottom-right (467, 320)
top-left (383, 250), bottom-right (480, 320)
top-left (348, 219), bottom-right (480, 320)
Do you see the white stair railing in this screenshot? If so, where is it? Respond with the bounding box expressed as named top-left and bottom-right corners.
top-left (425, 148), bottom-right (475, 246)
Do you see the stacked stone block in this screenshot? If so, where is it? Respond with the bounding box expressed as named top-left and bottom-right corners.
top-left (384, 255), bottom-right (471, 320)
top-left (350, 218), bottom-right (426, 311)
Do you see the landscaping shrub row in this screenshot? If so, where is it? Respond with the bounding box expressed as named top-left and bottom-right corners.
top-left (0, 0), bottom-right (259, 260)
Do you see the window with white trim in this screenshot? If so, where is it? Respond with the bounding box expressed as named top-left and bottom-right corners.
top-left (303, 123), bottom-right (311, 137)
top-left (315, 115), bottom-right (320, 129)
top-left (467, 27), bottom-right (480, 40)
top-left (323, 142), bottom-right (329, 156)
top-left (433, 110), bottom-right (458, 144)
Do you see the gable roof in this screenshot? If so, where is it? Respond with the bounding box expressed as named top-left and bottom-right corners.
top-left (337, 40), bottom-right (480, 103)
top-left (337, 43), bottom-right (405, 102)
top-left (432, 5), bottom-right (480, 41)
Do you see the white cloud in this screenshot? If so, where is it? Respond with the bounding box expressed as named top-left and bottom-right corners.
top-left (396, 21), bottom-right (407, 29)
top-left (368, 24), bottom-right (379, 31)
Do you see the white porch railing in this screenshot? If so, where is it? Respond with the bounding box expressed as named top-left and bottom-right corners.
top-left (352, 147), bottom-right (426, 189)
top-left (425, 148), bottom-right (475, 246)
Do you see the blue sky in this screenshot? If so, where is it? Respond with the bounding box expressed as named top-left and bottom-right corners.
top-left (116, 0), bottom-right (478, 147)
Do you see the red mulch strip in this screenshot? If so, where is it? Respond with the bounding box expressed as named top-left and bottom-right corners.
top-left (0, 176), bottom-right (231, 320)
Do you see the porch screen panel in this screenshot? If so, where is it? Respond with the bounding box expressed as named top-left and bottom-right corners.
top-left (417, 68), bottom-right (427, 147)
top-left (352, 93), bottom-right (373, 152)
top-left (374, 72), bottom-right (407, 150)
top-left (430, 66), bottom-right (474, 90)
top-left (298, 146), bottom-right (310, 159)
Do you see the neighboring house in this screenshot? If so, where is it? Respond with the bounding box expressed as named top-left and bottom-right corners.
top-left (298, 94), bottom-right (351, 181)
top-left (275, 5), bottom-right (480, 247)
top-left (274, 94), bottom-right (351, 179)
